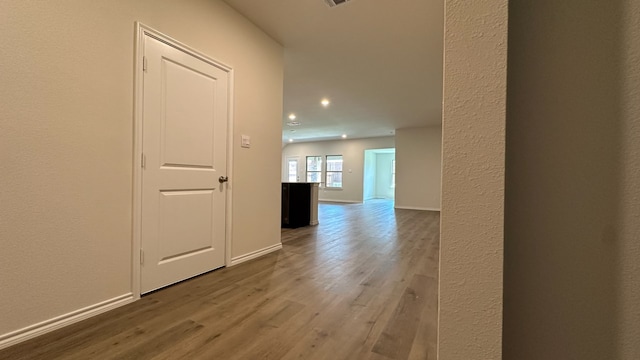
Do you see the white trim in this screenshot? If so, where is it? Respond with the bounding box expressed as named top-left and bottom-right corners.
top-left (132, 22), bottom-right (145, 301)
top-left (224, 65), bottom-right (235, 268)
top-left (0, 293), bottom-right (134, 350)
top-left (318, 199), bottom-right (361, 204)
top-left (132, 22), bottom-right (235, 296)
top-left (394, 205), bottom-right (441, 211)
top-left (230, 243), bottom-right (282, 266)
top-left (136, 23), bottom-right (232, 72)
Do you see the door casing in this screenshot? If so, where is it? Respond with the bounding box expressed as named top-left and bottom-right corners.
top-left (132, 22), bottom-right (235, 298)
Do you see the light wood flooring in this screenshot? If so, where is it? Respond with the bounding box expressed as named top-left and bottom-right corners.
top-left (0, 200), bottom-right (440, 360)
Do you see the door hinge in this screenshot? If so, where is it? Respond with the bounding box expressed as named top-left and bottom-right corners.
top-left (143, 56), bottom-right (148, 72)
top-left (141, 153), bottom-right (146, 169)
top-left (140, 249), bottom-right (144, 265)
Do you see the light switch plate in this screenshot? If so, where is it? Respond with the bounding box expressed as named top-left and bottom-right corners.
top-left (241, 135), bottom-right (251, 148)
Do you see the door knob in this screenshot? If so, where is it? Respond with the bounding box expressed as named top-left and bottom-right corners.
top-left (219, 176), bottom-right (229, 183)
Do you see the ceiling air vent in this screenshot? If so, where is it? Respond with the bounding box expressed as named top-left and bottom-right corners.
top-left (324, 0), bottom-right (351, 8)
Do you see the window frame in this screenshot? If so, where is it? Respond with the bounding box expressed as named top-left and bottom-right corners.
top-left (325, 155), bottom-right (344, 189)
top-left (305, 156), bottom-right (323, 184)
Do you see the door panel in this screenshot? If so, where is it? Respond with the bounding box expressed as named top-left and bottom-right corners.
top-left (141, 35), bottom-right (228, 293)
top-left (162, 59), bottom-right (216, 168)
top-left (158, 190), bottom-right (214, 262)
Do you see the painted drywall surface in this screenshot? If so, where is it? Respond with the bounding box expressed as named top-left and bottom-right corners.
top-left (395, 126), bottom-right (442, 210)
top-left (281, 137), bottom-right (394, 202)
top-left (0, 0), bottom-right (282, 338)
top-left (505, 1), bottom-right (639, 358)
top-left (363, 151), bottom-right (376, 200)
top-left (375, 153), bottom-right (395, 199)
top-left (439, 0), bottom-right (507, 359)
top-left (219, 10), bottom-right (283, 259)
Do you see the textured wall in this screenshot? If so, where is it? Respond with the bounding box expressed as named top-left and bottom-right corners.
top-left (504, 0), bottom-right (636, 358)
top-left (439, 0), bottom-right (508, 359)
top-left (0, 0), bottom-right (282, 340)
top-left (395, 126), bottom-right (442, 210)
top-left (618, 0), bottom-right (640, 357)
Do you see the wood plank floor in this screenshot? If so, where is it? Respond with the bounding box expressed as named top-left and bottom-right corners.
top-left (0, 200), bottom-right (440, 360)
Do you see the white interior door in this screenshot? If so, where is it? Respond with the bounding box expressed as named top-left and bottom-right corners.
top-left (140, 35), bottom-right (229, 293)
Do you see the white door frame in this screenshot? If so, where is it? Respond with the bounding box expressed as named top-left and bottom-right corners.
top-left (132, 22), bottom-right (235, 298)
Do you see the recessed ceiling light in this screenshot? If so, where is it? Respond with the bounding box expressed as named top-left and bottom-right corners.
top-left (321, 99), bottom-right (330, 107)
top-left (341, 134), bottom-right (347, 139)
top-left (288, 114), bottom-right (296, 120)
top-left (287, 121), bottom-right (301, 126)
top-left (289, 139), bottom-right (294, 142)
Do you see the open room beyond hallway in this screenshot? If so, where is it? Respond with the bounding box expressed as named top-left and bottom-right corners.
top-left (0, 201), bottom-right (439, 360)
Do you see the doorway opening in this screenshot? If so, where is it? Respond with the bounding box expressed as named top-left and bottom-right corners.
top-left (363, 148), bottom-right (396, 203)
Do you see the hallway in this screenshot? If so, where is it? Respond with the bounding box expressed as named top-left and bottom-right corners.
top-left (1, 201), bottom-right (439, 360)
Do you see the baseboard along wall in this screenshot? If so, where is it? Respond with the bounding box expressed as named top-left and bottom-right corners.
top-left (0, 293), bottom-right (135, 350)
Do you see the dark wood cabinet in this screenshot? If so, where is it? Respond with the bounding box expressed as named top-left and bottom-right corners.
top-left (282, 182), bottom-right (318, 228)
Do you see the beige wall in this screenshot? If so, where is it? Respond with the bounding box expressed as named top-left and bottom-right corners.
top-left (504, 0), bottom-right (639, 358)
top-left (395, 126), bottom-right (442, 210)
top-left (439, 0), bottom-right (508, 359)
top-left (281, 137), bottom-right (394, 203)
top-left (0, 0), bottom-right (282, 342)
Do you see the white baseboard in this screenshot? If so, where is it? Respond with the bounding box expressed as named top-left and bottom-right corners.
top-left (0, 293), bottom-right (135, 350)
top-left (230, 243), bottom-right (283, 266)
top-left (394, 205), bottom-right (441, 211)
top-left (318, 199), bottom-right (361, 204)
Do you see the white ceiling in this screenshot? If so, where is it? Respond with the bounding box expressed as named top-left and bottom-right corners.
top-left (222, 0), bottom-right (444, 143)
